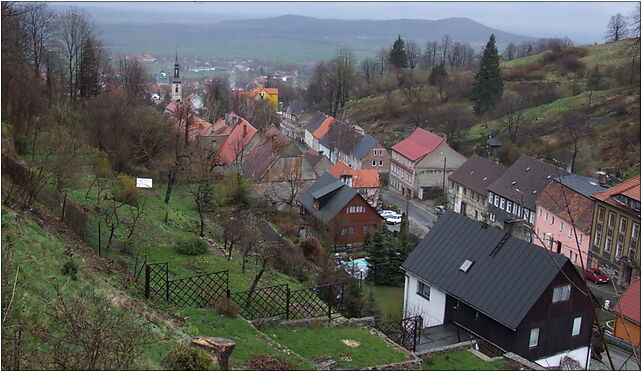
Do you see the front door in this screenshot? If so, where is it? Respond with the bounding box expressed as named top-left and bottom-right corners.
top-left (460, 202), bottom-right (467, 215)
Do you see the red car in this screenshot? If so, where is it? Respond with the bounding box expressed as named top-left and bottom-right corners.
top-left (584, 268), bottom-right (610, 284)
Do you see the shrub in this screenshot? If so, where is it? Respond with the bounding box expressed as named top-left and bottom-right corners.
top-left (213, 297), bottom-right (239, 317)
top-left (163, 344), bottom-right (212, 371)
top-left (423, 355), bottom-right (435, 366)
top-left (174, 237), bottom-right (208, 255)
top-left (116, 174), bottom-right (140, 206)
top-left (61, 260), bottom-right (78, 280)
top-left (94, 151), bottom-right (112, 178)
top-left (245, 355), bottom-right (297, 370)
top-left (300, 237), bottom-right (325, 264)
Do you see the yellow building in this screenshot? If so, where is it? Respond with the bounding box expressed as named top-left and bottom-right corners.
top-left (237, 86), bottom-right (279, 111)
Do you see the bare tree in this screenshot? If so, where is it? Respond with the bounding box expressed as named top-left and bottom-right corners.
top-left (431, 103), bottom-right (475, 145)
top-left (271, 158), bottom-right (308, 206)
top-left (439, 34), bottom-right (451, 65)
top-left (503, 43), bottom-right (517, 61)
top-left (376, 47), bottom-right (388, 78)
top-left (203, 77), bottom-right (229, 122)
top-left (498, 91), bottom-right (528, 142)
top-left (560, 112), bottom-right (589, 173)
top-left (117, 57), bottom-right (149, 102)
top-left (605, 13), bottom-right (629, 42)
top-left (57, 7), bottom-right (94, 99)
top-left (326, 48), bottom-right (357, 117)
top-left (405, 40), bottom-right (421, 70)
top-left (360, 57), bottom-right (378, 85)
top-left (422, 40), bottom-right (439, 68)
top-left (22, 2), bottom-right (56, 78)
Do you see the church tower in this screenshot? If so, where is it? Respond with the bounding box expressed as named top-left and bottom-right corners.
top-left (171, 51), bottom-right (182, 102)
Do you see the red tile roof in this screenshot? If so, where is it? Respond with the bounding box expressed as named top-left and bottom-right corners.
top-left (328, 161), bottom-right (380, 189)
top-left (312, 117), bottom-right (336, 140)
top-left (264, 88), bottom-right (279, 95)
top-left (592, 176), bottom-right (641, 213)
top-left (215, 114), bottom-right (258, 166)
top-left (391, 128), bottom-right (444, 161)
top-left (537, 181), bottom-right (595, 234)
top-left (613, 279), bottom-right (641, 324)
top-left (243, 126), bottom-right (292, 180)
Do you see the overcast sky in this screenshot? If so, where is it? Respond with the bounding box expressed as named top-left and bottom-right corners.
top-left (57, 1), bottom-right (638, 44)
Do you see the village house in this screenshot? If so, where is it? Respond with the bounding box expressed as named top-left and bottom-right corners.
top-left (279, 100), bottom-right (307, 141)
top-left (242, 126), bottom-right (319, 206)
top-left (298, 172), bottom-right (383, 248)
top-left (588, 176), bottom-right (640, 287)
top-left (303, 149), bottom-right (333, 177)
top-left (612, 278), bottom-right (640, 346)
top-left (402, 212), bottom-right (594, 369)
top-left (487, 155), bottom-right (568, 242)
top-left (328, 161), bottom-right (380, 208)
top-left (534, 174), bottom-right (607, 269)
top-left (389, 127), bottom-right (466, 198)
top-left (235, 85), bottom-right (279, 111)
top-left (303, 112), bottom-right (390, 174)
top-left (447, 155), bottom-right (507, 221)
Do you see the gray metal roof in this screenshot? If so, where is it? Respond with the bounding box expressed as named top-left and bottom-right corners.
top-left (304, 111), bottom-right (327, 133)
top-left (402, 211), bottom-right (569, 330)
top-left (288, 100), bottom-right (307, 115)
top-left (448, 155), bottom-right (507, 196)
top-left (556, 174), bottom-right (607, 198)
top-left (298, 172), bottom-right (358, 223)
top-left (487, 155), bottom-right (569, 210)
top-left (354, 133), bottom-right (379, 160)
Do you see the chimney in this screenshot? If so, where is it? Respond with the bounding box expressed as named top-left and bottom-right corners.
top-left (596, 171), bottom-right (608, 186)
top-left (224, 113), bottom-right (229, 126)
top-left (243, 124), bottom-right (247, 138)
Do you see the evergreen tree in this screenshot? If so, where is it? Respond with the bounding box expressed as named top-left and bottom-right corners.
top-left (388, 35), bottom-right (409, 69)
top-left (78, 38), bottom-right (100, 98)
top-left (471, 34), bottom-right (504, 115)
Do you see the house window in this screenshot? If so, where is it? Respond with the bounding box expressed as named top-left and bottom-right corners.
top-left (572, 317), bottom-right (582, 336)
top-left (605, 237), bottom-right (612, 253)
top-left (347, 206), bottom-right (366, 213)
top-left (379, 160), bottom-right (383, 166)
top-left (553, 284), bottom-right (571, 303)
top-left (529, 213), bottom-right (535, 224)
top-left (595, 232), bottom-right (602, 247)
top-left (579, 234), bottom-right (584, 244)
top-left (568, 228), bottom-right (573, 238)
top-left (529, 328), bottom-right (540, 348)
top-left (506, 200), bottom-right (512, 212)
top-left (560, 222), bottom-right (564, 232)
top-left (363, 225), bottom-right (369, 232)
top-left (616, 243), bottom-right (623, 259)
top-left (490, 213), bottom-right (496, 222)
top-left (513, 203), bottom-right (519, 215)
top-left (500, 198), bottom-right (505, 210)
top-left (597, 207), bottom-right (605, 221)
top-left (372, 160), bottom-right (376, 166)
top-left (348, 226), bottom-right (355, 235)
top-left (341, 226), bottom-right (348, 235)
top-left (633, 223), bottom-right (640, 240)
top-left (620, 218), bottom-right (628, 233)
top-left (545, 211), bottom-right (549, 221)
top-left (608, 212), bottom-right (616, 227)
top-left (539, 208), bottom-right (542, 217)
top-left (488, 192), bottom-right (493, 204)
top-left (551, 216), bottom-right (555, 225)
top-left (417, 281), bottom-right (431, 300)
top-left (494, 196), bottom-right (499, 207)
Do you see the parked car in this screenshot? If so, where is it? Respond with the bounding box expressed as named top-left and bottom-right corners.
top-left (584, 268), bottom-right (609, 284)
top-left (435, 205), bottom-right (446, 215)
top-left (379, 209), bottom-right (398, 218)
top-left (385, 213), bottom-right (402, 225)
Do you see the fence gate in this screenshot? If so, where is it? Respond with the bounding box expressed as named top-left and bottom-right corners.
top-left (376, 315), bottom-right (423, 352)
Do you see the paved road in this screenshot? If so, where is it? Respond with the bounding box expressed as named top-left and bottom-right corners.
top-left (587, 281), bottom-right (619, 310)
top-left (380, 189), bottom-right (439, 237)
top-left (591, 345), bottom-right (641, 370)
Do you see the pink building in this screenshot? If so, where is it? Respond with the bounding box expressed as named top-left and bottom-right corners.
top-left (534, 175), bottom-right (606, 268)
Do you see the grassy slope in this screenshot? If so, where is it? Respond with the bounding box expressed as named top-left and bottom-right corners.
top-left (371, 285), bottom-right (405, 320)
top-left (263, 325), bottom-right (409, 369)
top-left (422, 350), bottom-right (506, 370)
top-left (342, 40), bottom-right (640, 176)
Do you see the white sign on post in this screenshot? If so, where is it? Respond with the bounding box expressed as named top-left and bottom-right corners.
top-left (136, 178), bottom-right (153, 189)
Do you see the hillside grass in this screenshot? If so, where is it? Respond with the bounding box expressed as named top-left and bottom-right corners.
top-left (422, 350), bottom-right (506, 370)
top-left (371, 285), bottom-right (404, 320)
top-left (263, 325), bottom-right (409, 369)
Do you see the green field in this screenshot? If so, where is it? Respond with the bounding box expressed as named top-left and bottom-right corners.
top-left (371, 285), bottom-right (405, 320)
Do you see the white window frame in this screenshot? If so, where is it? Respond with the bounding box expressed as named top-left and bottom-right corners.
top-left (605, 237), bottom-right (612, 253)
top-left (500, 198), bottom-right (505, 210)
top-left (572, 317), bottom-right (582, 336)
top-left (490, 213), bottom-right (496, 222)
top-left (560, 222), bottom-right (564, 232)
top-left (529, 328), bottom-right (540, 348)
top-left (568, 228), bottom-right (573, 238)
top-left (552, 284), bottom-right (571, 303)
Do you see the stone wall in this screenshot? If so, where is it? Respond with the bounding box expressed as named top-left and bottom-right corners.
top-left (415, 340), bottom-right (477, 357)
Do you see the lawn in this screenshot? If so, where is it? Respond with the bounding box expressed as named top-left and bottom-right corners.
top-left (422, 350), bottom-right (506, 370)
top-left (262, 325), bottom-right (409, 369)
top-left (371, 285), bottom-right (405, 320)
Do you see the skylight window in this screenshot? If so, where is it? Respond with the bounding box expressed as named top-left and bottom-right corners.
top-left (511, 181), bottom-right (517, 185)
top-left (459, 260), bottom-right (474, 273)
top-left (532, 190), bottom-right (537, 194)
top-left (483, 177), bottom-right (488, 181)
top-left (526, 167), bottom-right (531, 171)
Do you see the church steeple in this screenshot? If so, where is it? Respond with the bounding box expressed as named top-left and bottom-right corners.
top-left (171, 49), bottom-right (182, 102)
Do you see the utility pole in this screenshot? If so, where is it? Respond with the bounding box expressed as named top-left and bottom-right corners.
top-left (442, 156), bottom-right (447, 199)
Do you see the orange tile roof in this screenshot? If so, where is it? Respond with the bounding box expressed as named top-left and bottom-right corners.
top-left (613, 279), bottom-right (640, 324)
top-left (328, 161), bottom-right (380, 189)
top-left (264, 88), bottom-right (279, 95)
top-left (592, 176), bottom-right (641, 213)
top-left (312, 117), bottom-right (336, 140)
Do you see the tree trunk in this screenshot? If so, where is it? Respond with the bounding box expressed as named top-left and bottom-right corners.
top-left (164, 170), bottom-right (176, 204)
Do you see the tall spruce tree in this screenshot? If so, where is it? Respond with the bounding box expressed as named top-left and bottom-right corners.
top-left (471, 34), bottom-right (503, 115)
top-left (388, 35), bottom-right (409, 69)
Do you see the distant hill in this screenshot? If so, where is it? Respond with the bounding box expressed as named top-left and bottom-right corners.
top-left (89, 13), bottom-right (536, 62)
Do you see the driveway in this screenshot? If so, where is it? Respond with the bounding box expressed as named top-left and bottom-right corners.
top-left (380, 189), bottom-right (439, 237)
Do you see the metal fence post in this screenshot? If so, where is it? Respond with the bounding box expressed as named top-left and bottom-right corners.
top-left (98, 221), bottom-right (101, 256)
top-left (61, 192), bottom-right (67, 221)
top-left (286, 286), bottom-right (291, 320)
top-left (166, 264), bottom-right (170, 302)
top-left (327, 285), bottom-right (332, 321)
top-left (144, 265), bottom-right (150, 298)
